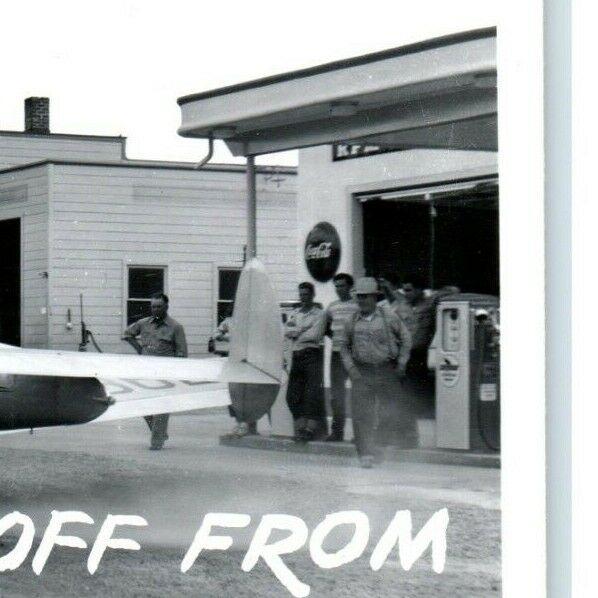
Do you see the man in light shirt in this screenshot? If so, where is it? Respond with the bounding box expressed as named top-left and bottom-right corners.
top-left (284, 282), bottom-right (327, 441)
top-left (377, 273), bottom-right (408, 318)
top-left (322, 273), bottom-right (357, 442)
top-left (340, 277), bottom-right (412, 468)
top-left (123, 293), bottom-right (188, 450)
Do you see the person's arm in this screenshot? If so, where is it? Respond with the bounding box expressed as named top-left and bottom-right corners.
top-left (123, 319), bottom-right (141, 339)
top-left (122, 320), bottom-right (143, 353)
top-left (214, 319), bottom-right (230, 341)
top-left (323, 306), bottom-right (333, 338)
top-left (339, 319), bottom-right (360, 379)
top-left (284, 311), bottom-right (300, 339)
top-left (391, 315), bottom-right (412, 375)
top-left (296, 309), bottom-right (325, 344)
top-left (174, 324), bottom-right (188, 358)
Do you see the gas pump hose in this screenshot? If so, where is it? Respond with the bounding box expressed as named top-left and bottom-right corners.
top-left (474, 332), bottom-right (500, 452)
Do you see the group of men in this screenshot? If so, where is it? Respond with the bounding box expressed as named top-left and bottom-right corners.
top-left (123, 275), bottom-right (447, 466)
top-left (284, 273), bottom-right (444, 468)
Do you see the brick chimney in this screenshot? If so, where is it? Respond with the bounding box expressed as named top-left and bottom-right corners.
top-left (24, 97), bottom-right (50, 134)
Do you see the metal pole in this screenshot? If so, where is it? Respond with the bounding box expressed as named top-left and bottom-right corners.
top-left (246, 155), bottom-right (257, 258)
top-left (427, 194), bottom-right (436, 289)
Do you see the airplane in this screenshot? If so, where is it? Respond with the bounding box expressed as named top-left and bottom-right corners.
top-left (0, 259), bottom-right (283, 433)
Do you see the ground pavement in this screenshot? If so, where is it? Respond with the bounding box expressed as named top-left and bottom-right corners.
top-left (0, 409), bottom-right (501, 597)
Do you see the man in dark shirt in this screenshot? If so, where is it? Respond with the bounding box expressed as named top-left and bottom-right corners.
top-left (401, 277), bottom-right (459, 421)
top-left (123, 292), bottom-right (188, 450)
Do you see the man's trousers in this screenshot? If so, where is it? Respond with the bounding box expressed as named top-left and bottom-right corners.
top-left (144, 414), bottom-right (169, 446)
top-left (350, 363), bottom-right (416, 457)
top-left (286, 348), bottom-right (326, 430)
top-left (329, 351), bottom-right (349, 437)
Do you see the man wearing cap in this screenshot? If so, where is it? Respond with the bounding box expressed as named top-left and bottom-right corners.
top-left (340, 277), bottom-right (412, 468)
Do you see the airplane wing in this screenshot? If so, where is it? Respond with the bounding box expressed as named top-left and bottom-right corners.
top-left (0, 346), bottom-right (279, 385)
top-left (0, 379), bottom-right (231, 434)
top-left (94, 378), bottom-right (231, 423)
top-left (0, 259), bottom-right (284, 433)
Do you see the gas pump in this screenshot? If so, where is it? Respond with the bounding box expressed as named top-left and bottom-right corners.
top-left (435, 294), bottom-right (500, 451)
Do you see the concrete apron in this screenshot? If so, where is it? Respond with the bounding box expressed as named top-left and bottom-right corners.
top-left (220, 418), bottom-right (500, 469)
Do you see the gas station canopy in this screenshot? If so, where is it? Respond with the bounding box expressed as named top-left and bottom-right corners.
top-left (177, 28), bottom-right (497, 156)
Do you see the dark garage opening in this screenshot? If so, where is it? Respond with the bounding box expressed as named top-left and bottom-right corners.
top-left (361, 183), bottom-right (499, 295)
top-left (0, 218), bottom-right (21, 346)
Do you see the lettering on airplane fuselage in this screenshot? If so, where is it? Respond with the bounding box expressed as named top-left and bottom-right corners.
top-left (101, 379), bottom-right (212, 396)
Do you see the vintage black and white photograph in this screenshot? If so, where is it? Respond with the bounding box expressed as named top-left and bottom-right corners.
top-left (0, 2), bottom-right (547, 596)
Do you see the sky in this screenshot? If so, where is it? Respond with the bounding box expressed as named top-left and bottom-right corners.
top-left (0, 1), bottom-right (497, 166)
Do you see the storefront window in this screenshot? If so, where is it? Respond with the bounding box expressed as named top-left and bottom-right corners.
top-left (126, 266), bottom-right (165, 325)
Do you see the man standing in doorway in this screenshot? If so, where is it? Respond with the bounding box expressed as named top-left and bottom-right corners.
top-left (123, 292), bottom-right (188, 450)
top-left (401, 276), bottom-right (459, 421)
top-left (340, 277), bottom-right (411, 468)
top-left (401, 276), bottom-right (436, 369)
top-left (285, 282), bottom-right (327, 442)
top-left (377, 273), bottom-right (408, 318)
top-left (322, 273), bottom-right (357, 442)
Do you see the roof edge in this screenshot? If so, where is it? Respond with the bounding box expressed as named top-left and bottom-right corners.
top-left (178, 27), bottom-right (496, 106)
top-left (0, 158), bottom-right (297, 176)
top-left (0, 130), bottom-right (126, 143)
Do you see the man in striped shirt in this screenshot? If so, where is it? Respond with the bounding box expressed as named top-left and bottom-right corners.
top-left (323, 273), bottom-right (358, 442)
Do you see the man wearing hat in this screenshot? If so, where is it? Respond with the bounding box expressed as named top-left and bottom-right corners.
top-left (340, 277), bottom-right (412, 468)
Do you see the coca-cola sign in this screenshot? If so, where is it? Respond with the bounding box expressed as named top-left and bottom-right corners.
top-left (304, 222), bottom-right (341, 282)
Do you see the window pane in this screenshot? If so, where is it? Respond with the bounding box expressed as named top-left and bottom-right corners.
top-left (219, 269), bottom-right (241, 301)
top-left (217, 301), bottom-right (234, 324)
top-left (127, 300), bottom-right (152, 326)
top-left (128, 268), bottom-right (164, 298)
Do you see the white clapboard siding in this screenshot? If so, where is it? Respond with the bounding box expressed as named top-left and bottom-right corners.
top-left (0, 164), bottom-right (50, 347)
top-left (48, 163), bottom-right (298, 356)
top-left (0, 133), bottom-right (124, 169)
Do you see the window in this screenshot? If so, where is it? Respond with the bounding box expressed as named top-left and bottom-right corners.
top-left (217, 268), bottom-right (241, 325)
top-left (127, 266), bottom-right (165, 326)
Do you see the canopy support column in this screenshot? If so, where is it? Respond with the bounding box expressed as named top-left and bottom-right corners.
top-left (246, 155), bottom-right (257, 259)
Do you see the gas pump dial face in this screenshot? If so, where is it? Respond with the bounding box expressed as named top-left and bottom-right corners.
top-left (439, 355), bottom-right (460, 387)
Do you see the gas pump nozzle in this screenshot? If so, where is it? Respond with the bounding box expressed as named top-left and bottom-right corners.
top-left (475, 308), bottom-right (500, 346)
top-left (474, 308), bottom-right (489, 322)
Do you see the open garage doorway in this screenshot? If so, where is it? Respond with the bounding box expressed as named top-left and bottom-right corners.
top-left (360, 179), bottom-right (499, 295)
top-left (0, 218), bottom-right (21, 346)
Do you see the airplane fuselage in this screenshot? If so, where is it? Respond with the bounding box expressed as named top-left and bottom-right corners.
top-left (0, 375), bottom-right (110, 430)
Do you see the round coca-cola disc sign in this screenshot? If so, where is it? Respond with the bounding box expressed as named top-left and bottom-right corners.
top-left (304, 222), bottom-right (341, 282)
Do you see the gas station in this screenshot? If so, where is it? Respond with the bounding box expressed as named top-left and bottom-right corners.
top-left (177, 27), bottom-right (500, 457)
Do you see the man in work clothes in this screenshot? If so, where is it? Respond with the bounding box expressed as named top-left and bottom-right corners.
top-left (123, 292), bottom-right (188, 450)
top-left (284, 282), bottom-right (327, 441)
top-left (322, 273), bottom-right (358, 442)
top-left (377, 273), bottom-right (408, 318)
top-left (340, 277), bottom-right (412, 468)
top-left (400, 277), bottom-right (458, 421)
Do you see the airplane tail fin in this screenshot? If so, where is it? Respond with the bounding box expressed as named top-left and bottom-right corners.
top-left (221, 258), bottom-right (284, 386)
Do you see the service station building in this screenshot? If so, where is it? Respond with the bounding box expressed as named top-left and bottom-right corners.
top-left (0, 98), bottom-right (297, 355)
